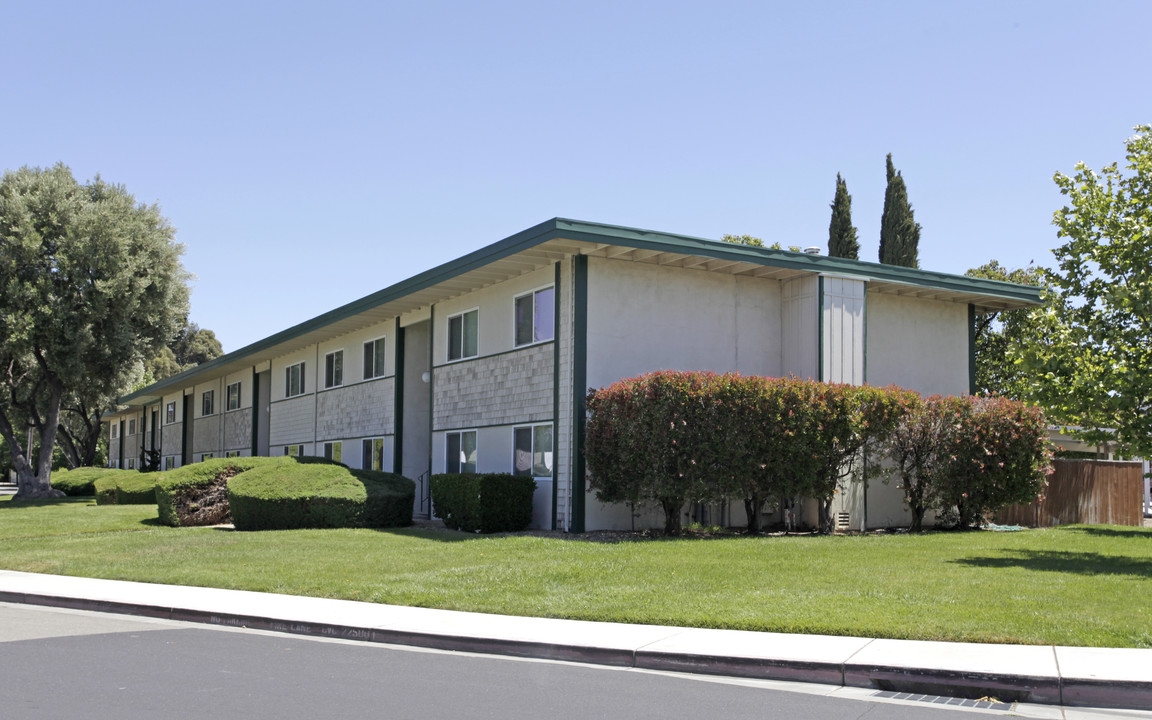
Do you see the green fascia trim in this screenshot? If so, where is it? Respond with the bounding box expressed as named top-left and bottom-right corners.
top-left (571, 254), bottom-right (588, 534)
top-left (119, 218), bottom-right (1042, 406)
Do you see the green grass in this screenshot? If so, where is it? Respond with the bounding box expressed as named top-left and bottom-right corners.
top-left (0, 495), bottom-right (1149, 648)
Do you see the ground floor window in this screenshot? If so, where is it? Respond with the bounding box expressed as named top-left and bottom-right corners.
top-left (284, 445), bottom-right (303, 457)
top-left (446, 430), bottom-right (477, 474)
top-left (513, 423), bottom-right (553, 477)
top-left (126, 458), bottom-right (136, 470)
top-left (164, 456), bottom-right (177, 470)
top-left (225, 450), bottom-right (241, 458)
top-left (200, 453), bottom-right (214, 462)
top-left (361, 438), bottom-right (383, 471)
top-left (324, 441), bottom-right (342, 463)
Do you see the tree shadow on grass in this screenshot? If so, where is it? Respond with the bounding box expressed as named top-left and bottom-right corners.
top-left (949, 550), bottom-right (1152, 578)
top-left (1060, 526), bottom-right (1152, 540)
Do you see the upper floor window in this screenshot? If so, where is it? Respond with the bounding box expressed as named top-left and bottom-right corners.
top-left (285, 362), bottom-right (305, 397)
top-left (110, 423), bottom-right (119, 439)
top-left (447, 309), bottom-right (478, 361)
top-left (128, 418), bottom-right (136, 435)
top-left (201, 390), bottom-right (215, 416)
top-left (325, 350), bottom-right (344, 388)
top-left (514, 287), bottom-right (555, 346)
top-left (165, 401), bottom-right (176, 424)
top-left (226, 382), bottom-right (241, 411)
top-left (363, 338), bottom-right (386, 380)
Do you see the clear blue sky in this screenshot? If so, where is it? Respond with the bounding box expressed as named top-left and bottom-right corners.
top-left (3, 1), bottom-right (1149, 352)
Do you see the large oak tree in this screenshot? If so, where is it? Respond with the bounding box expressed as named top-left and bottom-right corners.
top-left (0, 164), bottom-right (189, 497)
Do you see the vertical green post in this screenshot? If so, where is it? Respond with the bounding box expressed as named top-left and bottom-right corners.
top-left (551, 260), bottom-right (561, 531)
top-left (394, 317), bottom-right (405, 475)
top-left (817, 276), bottom-right (825, 382)
top-left (571, 254), bottom-right (588, 533)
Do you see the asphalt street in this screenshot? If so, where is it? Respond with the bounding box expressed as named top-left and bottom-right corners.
top-left (0, 602), bottom-right (1033, 720)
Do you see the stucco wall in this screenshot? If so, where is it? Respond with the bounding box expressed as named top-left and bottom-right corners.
top-left (866, 292), bottom-right (968, 396)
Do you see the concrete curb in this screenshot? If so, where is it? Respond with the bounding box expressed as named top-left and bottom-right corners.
top-left (1, 570), bottom-right (1149, 711)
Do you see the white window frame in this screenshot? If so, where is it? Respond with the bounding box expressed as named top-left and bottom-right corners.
top-left (285, 362), bottom-right (306, 398)
top-left (324, 350), bottom-right (344, 389)
top-left (127, 457), bottom-right (136, 470)
top-left (226, 382), bottom-right (241, 411)
top-left (446, 308), bottom-right (479, 362)
top-left (110, 423), bottom-right (119, 439)
top-left (363, 337), bottom-right (386, 380)
top-left (513, 285), bottom-right (555, 347)
top-left (283, 444), bottom-right (304, 457)
top-left (324, 441), bottom-right (343, 463)
top-left (446, 430), bottom-right (478, 474)
top-left (127, 419), bottom-right (136, 436)
top-left (201, 390), bottom-right (215, 417)
top-left (165, 401), bottom-right (177, 424)
top-left (512, 423), bottom-right (553, 478)
top-left (361, 437), bottom-right (384, 471)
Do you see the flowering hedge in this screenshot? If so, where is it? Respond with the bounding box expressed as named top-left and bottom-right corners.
top-left (585, 372), bottom-right (1052, 534)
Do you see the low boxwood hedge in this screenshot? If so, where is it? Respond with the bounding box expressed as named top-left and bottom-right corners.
top-left (51, 468), bottom-right (136, 497)
top-left (94, 472), bottom-right (161, 505)
top-left (228, 457), bottom-right (415, 530)
top-left (155, 457), bottom-right (283, 526)
top-left (430, 473), bottom-right (536, 533)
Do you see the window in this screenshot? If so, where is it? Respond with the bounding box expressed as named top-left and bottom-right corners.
top-left (225, 450), bottom-right (240, 458)
top-left (363, 338), bottom-right (386, 380)
top-left (324, 441), bottom-right (342, 463)
top-left (127, 458), bottom-right (136, 470)
top-left (202, 390), bottom-right (215, 416)
top-left (164, 456), bottom-right (177, 470)
top-left (128, 419), bottom-right (136, 435)
top-left (200, 453), bottom-right (213, 462)
top-left (514, 287), bottom-right (555, 346)
top-left (110, 423), bottom-right (119, 439)
top-left (447, 309), bottom-right (478, 361)
top-left (325, 350), bottom-right (343, 388)
top-left (514, 424), bottom-right (553, 477)
top-left (446, 430), bottom-right (477, 474)
top-left (283, 444), bottom-right (304, 457)
top-left (361, 438), bottom-right (384, 471)
top-left (285, 362), bottom-right (305, 397)
top-left (227, 382), bottom-right (241, 411)
top-left (165, 401), bottom-right (176, 424)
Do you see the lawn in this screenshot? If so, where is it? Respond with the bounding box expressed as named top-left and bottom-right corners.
top-left (1, 496), bottom-right (1149, 648)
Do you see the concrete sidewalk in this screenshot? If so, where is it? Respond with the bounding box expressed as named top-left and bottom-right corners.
top-left (1, 569), bottom-right (1149, 712)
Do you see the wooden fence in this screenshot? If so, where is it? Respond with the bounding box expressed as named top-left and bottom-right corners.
top-left (994, 459), bottom-right (1145, 527)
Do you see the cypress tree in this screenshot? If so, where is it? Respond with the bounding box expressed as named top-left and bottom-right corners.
top-left (827, 173), bottom-right (859, 259)
top-left (878, 154), bottom-right (921, 268)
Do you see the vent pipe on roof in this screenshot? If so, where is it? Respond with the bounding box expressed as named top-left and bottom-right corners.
top-left (803, 246), bottom-right (821, 255)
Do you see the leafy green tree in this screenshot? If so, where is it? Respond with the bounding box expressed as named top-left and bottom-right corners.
top-left (827, 173), bottom-right (860, 259)
top-left (720, 233), bottom-right (765, 247)
top-left (964, 261), bottom-right (1046, 399)
top-left (0, 164), bottom-right (189, 497)
top-left (878, 154), bottom-right (921, 268)
top-left (1015, 126), bottom-right (1152, 460)
top-left (172, 322), bottom-right (223, 368)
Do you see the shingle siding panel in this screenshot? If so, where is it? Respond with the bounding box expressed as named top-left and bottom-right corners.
top-left (433, 344), bottom-right (553, 431)
top-left (316, 378), bottom-right (394, 441)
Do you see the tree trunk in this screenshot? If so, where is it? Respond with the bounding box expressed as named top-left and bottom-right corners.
top-left (744, 495), bottom-right (764, 534)
top-left (659, 497), bottom-right (683, 535)
top-left (3, 383), bottom-right (66, 500)
top-left (908, 502), bottom-right (924, 532)
top-left (818, 497), bottom-right (834, 534)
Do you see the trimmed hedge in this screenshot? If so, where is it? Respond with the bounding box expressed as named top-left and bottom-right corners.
top-left (155, 457), bottom-right (283, 526)
top-left (430, 473), bottom-right (536, 533)
top-left (94, 472), bottom-right (161, 505)
top-left (228, 457), bottom-right (415, 530)
top-left (51, 468), bottom-right (136, 497)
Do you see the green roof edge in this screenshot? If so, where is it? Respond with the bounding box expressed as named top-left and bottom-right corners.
top-left (118, 217), bottom-right (1042, 405)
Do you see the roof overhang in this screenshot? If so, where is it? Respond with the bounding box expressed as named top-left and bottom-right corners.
top-left (117, 218), bottom-right (1043, 407)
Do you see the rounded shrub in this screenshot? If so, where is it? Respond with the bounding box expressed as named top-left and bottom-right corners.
top-left (228, 457), bottom-right (415, 530)
top-left (154, 456), bottom-right (283, 526)
top-left (52, 468), bottom-right (135, 497)
top-left (430, 473), bottom-right (536, 533)
top-left (94, 472), bottom-right (161, 505)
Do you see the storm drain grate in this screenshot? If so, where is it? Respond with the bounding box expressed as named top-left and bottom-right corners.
top-left (873, 690), bottom-right (1013, 712)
